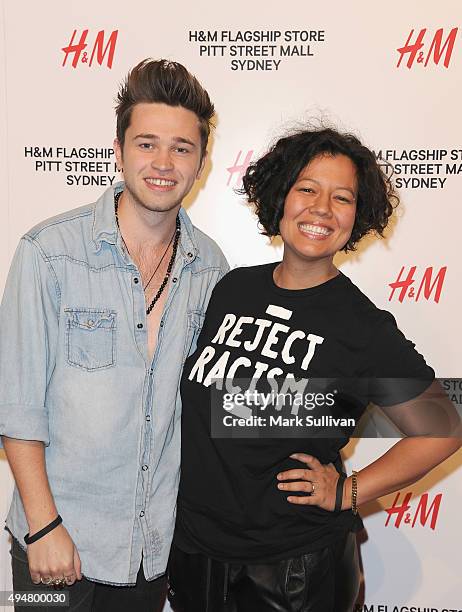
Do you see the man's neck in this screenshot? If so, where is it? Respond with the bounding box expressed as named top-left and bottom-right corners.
top-left (116, 188), bottom-right (179, 250)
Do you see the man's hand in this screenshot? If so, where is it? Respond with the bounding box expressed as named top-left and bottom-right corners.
top-left (1, 438), bottom-right (82, 586)
top-left (27, 524), bottom-right (82, 587)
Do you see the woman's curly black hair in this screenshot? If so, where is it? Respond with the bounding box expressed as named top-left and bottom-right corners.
top-left (240, 127), bottom-right (399, 252)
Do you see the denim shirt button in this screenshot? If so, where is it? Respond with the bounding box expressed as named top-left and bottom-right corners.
top-left (139, 510), bottom-right (145, 517)
top-left (133, 277), bottom-right (139, 284)
top-left (142, 465), bottom-right (148, 471)
top-left (137, 323), bottom-right (143, 329)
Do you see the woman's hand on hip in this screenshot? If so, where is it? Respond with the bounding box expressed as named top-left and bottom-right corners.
top-left (276, 453), bottom-right (340, 511)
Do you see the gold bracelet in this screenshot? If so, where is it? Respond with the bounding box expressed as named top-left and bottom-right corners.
top-left (351, 470), bottom-right (358, 515)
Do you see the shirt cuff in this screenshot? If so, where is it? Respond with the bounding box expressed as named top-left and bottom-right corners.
top-left (0, 404), bottom-right (50, 447)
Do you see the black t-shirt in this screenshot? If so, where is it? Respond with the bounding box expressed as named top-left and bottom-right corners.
top-left (175, 263), bottom-right (434, 563)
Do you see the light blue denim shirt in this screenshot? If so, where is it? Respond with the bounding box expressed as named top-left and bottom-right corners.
top-left (0, 182), bottom-right (228, 585)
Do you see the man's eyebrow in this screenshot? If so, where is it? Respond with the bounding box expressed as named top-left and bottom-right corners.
top-left (173, 137), bottom-right (196, 148)
top-left (133, 133), bottom-right (158, 140)
top-left (133, 134), bottom-right (196, 148)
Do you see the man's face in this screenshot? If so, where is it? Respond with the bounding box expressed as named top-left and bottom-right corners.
top-left (114, 102), bottom-right (205, 213)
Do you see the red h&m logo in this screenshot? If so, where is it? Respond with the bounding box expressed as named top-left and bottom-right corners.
top-left (388, 266), bottom-right (447, 303)
top-left (227, 150), bottom-right (253, 187)
top-left (396, 28), bottom-right (458, 69)
top-left (62, 30), bottom-right (119, 69)
top-left (384, 491), bottom-right (442, 530)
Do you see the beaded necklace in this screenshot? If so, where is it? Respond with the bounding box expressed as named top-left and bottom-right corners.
top-left (114, 190), bottom-right (181, 315)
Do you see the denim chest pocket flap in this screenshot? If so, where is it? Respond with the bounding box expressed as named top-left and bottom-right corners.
top-left (183, 310), bottom-right (205, 362)
top-left (188, 310), bottom-right (205, 330)
top-left (65, 308), bottom-right (117, 371)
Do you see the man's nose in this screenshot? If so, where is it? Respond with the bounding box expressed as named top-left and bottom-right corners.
top-left (151, 148), bottom-right (174, 171)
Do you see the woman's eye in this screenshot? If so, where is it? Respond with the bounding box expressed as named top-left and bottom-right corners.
top-left (300, 188), bottom-right (315, 193)
top-left (336, 195), bottom-right (352, 203)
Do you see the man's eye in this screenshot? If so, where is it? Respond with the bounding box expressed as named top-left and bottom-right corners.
top-left (139, 143), bottom-right (153, 149)
top-left (175, 147), bottom-right (190, 154)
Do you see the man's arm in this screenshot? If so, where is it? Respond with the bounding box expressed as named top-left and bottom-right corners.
top-left (0, 237), bottom-right (80, 584)
top-left (2, 437), bottom-right (81, 584)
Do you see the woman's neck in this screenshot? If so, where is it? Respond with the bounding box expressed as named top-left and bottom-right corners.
top-left (274, 256), bottom-right (338, 290)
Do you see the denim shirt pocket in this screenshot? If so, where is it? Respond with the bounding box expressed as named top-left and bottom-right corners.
top-left (65, 307), bottom-right (117, 371)
top-left (182, 310), bottom-right (205, 363)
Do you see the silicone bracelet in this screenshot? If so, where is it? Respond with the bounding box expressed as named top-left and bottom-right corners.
top-left (24, 515), bottom-right (63, 545)
top-left (334, 474), bottom-right (346, 513)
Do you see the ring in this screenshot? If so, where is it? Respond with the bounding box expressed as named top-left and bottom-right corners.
top-left (53, 577), bottom-right (66, 588)
top-left (311, 482), bottom-right (316, 494)
top-left (64, 575), bottom-right (75, 585)
top-left (40, 576), bottom-right (53, 585)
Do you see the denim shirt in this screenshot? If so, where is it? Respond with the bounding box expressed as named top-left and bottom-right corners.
top-left (0, 182), bottom-right (228, 585)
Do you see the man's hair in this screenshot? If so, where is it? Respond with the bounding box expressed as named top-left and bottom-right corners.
top-left (115, 59), bottom-right (215, 158)
top-left (240, 126), bottom-right (399, 252)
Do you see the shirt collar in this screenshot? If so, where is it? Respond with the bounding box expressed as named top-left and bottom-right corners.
top-left (91, 182), bottom-right (121, 250)
top-left (92, 181), bottom-right (199, 263)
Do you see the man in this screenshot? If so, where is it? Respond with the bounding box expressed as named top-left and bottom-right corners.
top-left (0, 59), bottom-right (228, 611)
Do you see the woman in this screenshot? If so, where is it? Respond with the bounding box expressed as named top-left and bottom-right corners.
top-left (168, 128), bottom-right (460, 611)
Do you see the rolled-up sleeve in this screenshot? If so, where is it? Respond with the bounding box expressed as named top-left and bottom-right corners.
top-left (0, 236), bottom-right (59, 446)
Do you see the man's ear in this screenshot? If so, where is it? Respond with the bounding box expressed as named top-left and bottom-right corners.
top-left (114, 138), bottom-right (123, 172)
top-left (196, 150), bottom-right (208, 179)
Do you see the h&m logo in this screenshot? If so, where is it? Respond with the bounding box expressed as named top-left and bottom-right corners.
top-left (226, 150), bottom-right (254, 187)
top-left (388, 266), bottom-right (447, 303)
top-left (62, 30), bottom-right (119, 69)
top-left (396, 28), bottom-right (458, 69)
top-left (384, 491), bottom-right (442, 530)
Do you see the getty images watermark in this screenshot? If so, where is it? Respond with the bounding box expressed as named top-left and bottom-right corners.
top-left (209, 378), bottom-right (462, 439)
top-left (222, 388), bottom-right (349, 428)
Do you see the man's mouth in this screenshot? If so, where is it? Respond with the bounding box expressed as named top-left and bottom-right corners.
top-left (145, 178), bottom-right (176, 187)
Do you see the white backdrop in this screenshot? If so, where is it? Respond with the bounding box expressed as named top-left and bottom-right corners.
top-left (1, 1), bottom-right (461, 610)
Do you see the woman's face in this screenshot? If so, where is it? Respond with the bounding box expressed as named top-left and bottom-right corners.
top-left (279, 153), bottom-right (358, 266)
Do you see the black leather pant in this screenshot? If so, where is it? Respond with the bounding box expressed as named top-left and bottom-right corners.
top-left (168, 532), bottom-right (360, 612)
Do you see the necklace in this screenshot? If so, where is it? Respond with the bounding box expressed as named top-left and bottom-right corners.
top-left (114, 190), bottom-right (181, 316)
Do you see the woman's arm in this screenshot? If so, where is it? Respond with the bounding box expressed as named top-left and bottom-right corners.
top-left (277, 382), bottom-right (462, 511)
top-left (343, 435), bottom-right (460, 509)
top-left (277, 436), bottom-right (461, 511)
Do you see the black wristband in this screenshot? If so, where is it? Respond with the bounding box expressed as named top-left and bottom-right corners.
top-left (334, 475), bottom-right (346, 514)
top-left (24, 515), bottom-right (63, 545)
